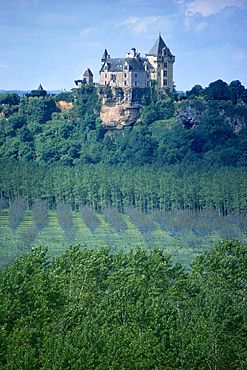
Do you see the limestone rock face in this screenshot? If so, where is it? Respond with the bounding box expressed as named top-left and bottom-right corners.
top-left (98, 87), bottom-right (142, 129)
top-left (56, 101), bottom-right (73, 111)
top-left (176, 100), bottom-right (206, 128)
top-left (176, 100), bottom-right (246, 133)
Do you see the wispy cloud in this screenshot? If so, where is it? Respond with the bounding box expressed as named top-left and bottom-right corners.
top-left (185, 0), bottom-right (246, 17)
top-left (117, 15), bottom-right (176, 36)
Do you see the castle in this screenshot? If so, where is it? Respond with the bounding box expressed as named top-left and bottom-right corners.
top-left (75, 35), bottom-right (175, 92)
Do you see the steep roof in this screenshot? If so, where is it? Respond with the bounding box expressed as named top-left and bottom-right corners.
top-left (83, 68), bottom-right (93, 77)
top-left (101, 49), bottom-right (109, 61)
top-left (37, 84), bottom-right (44, 90)
top-left (147, 35), bottom-right (169, 56)
top-left (100, 57), bottom-right (147, 73)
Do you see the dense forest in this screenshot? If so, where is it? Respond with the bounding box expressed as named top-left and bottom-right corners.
top-left (0, 239), bottom-right (246, 369)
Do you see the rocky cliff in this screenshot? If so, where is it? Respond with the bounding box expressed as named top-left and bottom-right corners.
top-left (176, 100), bottom-right (246, 133)
top-left (98, 87), bottom-right (142, 130)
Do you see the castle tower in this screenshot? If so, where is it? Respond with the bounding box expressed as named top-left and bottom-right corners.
top-left (146, 35), bottom-right (175, 91)
top-left (83, 68), bottom-right (93, 85)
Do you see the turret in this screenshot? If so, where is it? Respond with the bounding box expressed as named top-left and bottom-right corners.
top-left (101, 49), bottom-right (110, 64)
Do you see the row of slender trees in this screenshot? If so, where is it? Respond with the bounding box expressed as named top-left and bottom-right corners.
top-left (1, 160), bottom-right (246, 215)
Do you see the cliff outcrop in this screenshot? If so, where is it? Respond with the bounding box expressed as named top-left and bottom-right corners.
top-left (98, 87), bottom-right (142, 130)
top-left (55, 100), bottom-right (73, 111)
top-left (176, 100), bottom-right (246, 133)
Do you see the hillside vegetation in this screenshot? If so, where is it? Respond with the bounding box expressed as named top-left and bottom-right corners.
top-left (0, 79), bottom-right (247, 167)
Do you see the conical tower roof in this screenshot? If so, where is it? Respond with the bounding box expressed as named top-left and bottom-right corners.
top-left (37, 84), bottom-right (44, 90)
top-left (101, 49), bottom-right (109, 62)
top-left (147, 35), bottom-right (167, 56)
top-left (83, 68), bottom-right (93, 77)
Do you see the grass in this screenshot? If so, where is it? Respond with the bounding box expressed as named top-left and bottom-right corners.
top-left (0, 208), bottom-right (246, 268)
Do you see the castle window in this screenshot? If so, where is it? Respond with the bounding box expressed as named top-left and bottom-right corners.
top-left (158, 63), bottom-right (160, 68)
top-left (134, 73), bottom-right (137, 78)
top-left (134, 81), bottom-right (137, 86)
top-left (124, 80), bottom-right (127, 85)
top-left (164, 70), bottom-right (167, 77)
top-left (164, 79), bottom-right (167, 86)
top-left (105, 73), bottom-right (107, 78)
top-left (124, 73), bottom-right (127, 78)
top-left (158, 72), bottom-right (160, 76)
top-left (164, 62), bottom-right (167, 68)
top-left (147, 73), bottom-right (149, 78)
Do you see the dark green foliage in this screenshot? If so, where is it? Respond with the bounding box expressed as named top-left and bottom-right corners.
top-left (229, 80), bottom-right (245, 104)
top-left (0, 198), bottom-right (7, 212)
top-left (205, 79), bottom-right (232, 101)
top-left (0, 92), bottom-right (20, 106)
top-left (53, 91), bottom-right (74, 103)
top-left (0, 239), bottom-right (246, 368)
top-left (30, 89), bottom-right (47, 97)
top-left (20, 96), bottom-right (58, 124)
top-left (186, 84), bottom-right (204, 98)
top-left (0, 160), bottom-right (247, 215)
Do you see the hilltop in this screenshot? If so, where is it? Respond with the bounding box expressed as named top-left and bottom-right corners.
top-left (0, 79), bottom-right (247, 167)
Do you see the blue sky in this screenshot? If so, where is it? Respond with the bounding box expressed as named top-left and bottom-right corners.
top-left (0, 0), bottom-right (247, 92)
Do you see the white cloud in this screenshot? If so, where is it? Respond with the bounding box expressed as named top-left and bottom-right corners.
top-left (186, 0), bottom-right (246, 17)
top-left (118, 16), bottom-right (139, 26)
top-left (118, 16), bottom-right (160, 33)
top-left (117, 15), bottom-right (176, 36)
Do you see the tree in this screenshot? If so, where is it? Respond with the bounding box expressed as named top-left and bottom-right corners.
top-left (32, 200), bottom-right (49, 232)
top-left (205, 79), bottom-right (231, 101)
top-left (126, 207), bottom-right (157, 234)
top-left (79, 204), bottom-right (101, 233)
top-left (102, 206), bottom-right (127, 232)
top-left (8, 198), bottom-right (26, 232)
top-left (229, 80), bottom-right (245, 104)
top-left (186, 84), bottom-right (204, 98)
top-left (0, 92), bottom-right (20, 106)
top-left (179, 238), bottom-right (247, 369)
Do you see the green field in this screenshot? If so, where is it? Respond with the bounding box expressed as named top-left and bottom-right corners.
top-left (1, 207), bottom-right (246, 268)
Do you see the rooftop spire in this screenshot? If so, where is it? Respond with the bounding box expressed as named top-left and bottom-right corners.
top-left (147, 35), bottom-right (167, 56)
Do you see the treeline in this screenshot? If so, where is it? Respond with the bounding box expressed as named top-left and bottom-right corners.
top-left (0, 80), bottom-right (247, 167)
top-left (0, 239), bottom-right (246, 369)
top-left (0, 160), bottom-right (246, 215)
